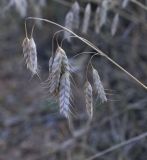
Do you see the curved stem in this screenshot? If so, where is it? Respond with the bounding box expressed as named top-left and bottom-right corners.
top-left (26, 17), bottom-right (147, 90)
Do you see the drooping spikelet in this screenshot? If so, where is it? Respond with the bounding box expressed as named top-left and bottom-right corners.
top-left (59, 72), bottom-right (71, 118)
top-left (84, 80), bottom-right (93, 119)
top-left (71, 1), bottom-right (80, 29)
top-left (22, 37), bottom-right (30, 58)
top-left (92, 68), bottom-right (107, 103)
top-left (48, 47), bottom-right (62, 96)
top-left (94, 6), bottom-right (101, 34)
top-left (14, 0), bottom-right (28, 17)
top-left (48, 55), bottom-right (53, 74)
top-left (64, 11), bottom-right (74, 42)
top-left (122, 0), bottom-right (129, 8)
top-left (99, 0), bottom-right (109, 28)
top-left (59, 47), bottom-right (70, 73)
top-left (82, 3), bottom-right (91, 34)
top-left (111, 13), bottom-right (119, 36)
top-left (22, 37), bottom-right (38, 76)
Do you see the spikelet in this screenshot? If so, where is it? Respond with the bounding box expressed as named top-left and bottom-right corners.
top-left (38, 0), bottom-right (46, 7)
top-left (111, 13), bottom-right (119, 36)
top-left (82, 3), bottom-right (91, 34)
top-left (59, 47), bottom-right (70, 73)
top-left (14, 0), bottom-right (28, 17)
top-left (92, 68), bottom-right (107, 103)
top-left (59, 72), bottom-right (71, 118)
top-left (71, 1), bottom-right (80, 29)
top-left (48, 55), bottom-right (53, 74)
top-left (99, 0), bottom-right (109, 28)
top-left (48, 47), bottom-right (62, 96)
top-left (122, 0), bottom-right (129, 8)
top-left (94, 6), bottom-right (101, 34)
top-left (22, 37), bottom-right (38, 76)
top-left (64, 11), bottom-right (74, 42)
top-left (84, 80), bottom-right (93, 119)
top-left (22, 37), bottom-right (30, 58)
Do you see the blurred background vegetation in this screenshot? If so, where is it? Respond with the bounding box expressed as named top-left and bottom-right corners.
top-left (0, 0), bottom-right (147, 160)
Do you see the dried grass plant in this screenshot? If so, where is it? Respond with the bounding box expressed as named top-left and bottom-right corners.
top-left (23, 1), bottom-right (147, 121)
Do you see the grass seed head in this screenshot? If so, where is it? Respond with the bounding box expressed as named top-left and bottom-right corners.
top-left (84, 80), bottom-right (93, 119)
top-left (14, 0), bottom-right (28, 17)
top-left (22, 37), bottom-right (38, 75)
top-left (59, 71), bottom-right (71, 119)
top-left (82, 3), bottom-right (91, 34)
top-left (111, 13), bottom-right (119, 36)
top-left (59, 47), bottom-right (70, 73)
top-left (64, 11), bottom-right (74, 42)
top-left (122, 0), bottom-right (129, 8)
top-left (48, 47), bottom-right (63, 96)
top-left (92, 68), bottom-right (107, 103)
top-left (22, 37), bottom-right (30, 58)
top-left (71, 1), bottom-right (80, 29)
top-left (94, 6), bottom-right (101, 33)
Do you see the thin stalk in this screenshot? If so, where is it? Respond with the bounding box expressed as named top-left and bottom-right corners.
top-left (86, 131), bottom-right (147, 160)
top-left (26, 17), bottom-right (147, 90)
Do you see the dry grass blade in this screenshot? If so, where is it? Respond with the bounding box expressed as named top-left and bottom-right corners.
top-left (59, 71), bottom-right (71, 118)
top-left (82, 3), bottom-right (91, 34)
top-left (92, 68), bottom-right (107, 103)
top-left (71, 1), bottom-right (80, 29)
top-left (22, 37), bottom-right (38, 76)
top-left (111, 13), bottom-right (119, 36)
top-left (84, 80), bottom-right (93, 119)
top-left (64, 11), bottom-right (73, 42)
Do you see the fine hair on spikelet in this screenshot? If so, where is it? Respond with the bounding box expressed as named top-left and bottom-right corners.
top-left (71, 1), bottom-right (80, 30)
top-left (22, 37), bottom-right (38, 76)
top-left (84, 80), bottom-right (93, 120)
top-left (64, 11), bottom-right (74, 42)
top-left (92, 67), bottom-right (107, 103)
top-left (82, 3), bottom-right (91, 34)
top-left (111, 13), bottom-right (119, 36)
top-left (59, 71), bottom-right (71, 119)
